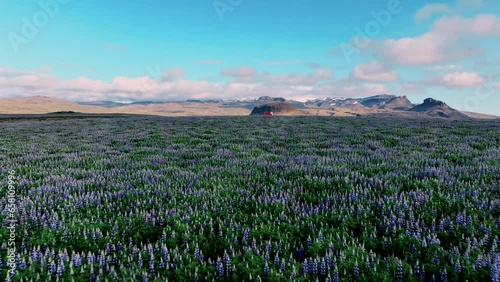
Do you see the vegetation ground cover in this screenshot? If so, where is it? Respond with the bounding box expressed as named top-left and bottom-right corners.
top-left (1, 116), bottom-right (499, 281)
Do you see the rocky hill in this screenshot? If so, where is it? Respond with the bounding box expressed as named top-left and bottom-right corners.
top-left (249, 102), bottom-right (303, 116)
top-left (376, 96), bottom-right (413, 110)
top-left (409, 98), bottom-right (469, 119)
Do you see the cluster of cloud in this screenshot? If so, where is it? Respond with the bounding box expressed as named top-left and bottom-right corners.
top-left (376, 13), bottom-right (500, 65)
top-left (0, 65), bottom-right (394, 102)
top-left (415, 0), bottom-right (486, 22)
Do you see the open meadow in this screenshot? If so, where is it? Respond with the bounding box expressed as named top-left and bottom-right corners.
top-left (1, 115), bottom-right (500, 281)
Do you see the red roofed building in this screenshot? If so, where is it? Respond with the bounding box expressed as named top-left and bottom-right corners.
top-left (263, 111), bottom-right (274, 116)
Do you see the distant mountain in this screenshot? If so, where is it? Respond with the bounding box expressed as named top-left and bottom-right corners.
top-left (0, 96), bottom-right (109, 114)
top-left (409, 98), bottom-right (469, 119)
top-left (222, 96), bottom-right (287, 109)
top-left (359, 94), bottom-right (399, 107)
top-left (1, 95), bottom-right (496, 119)
top-left (461, 111), bottom-right (500, 119)
top-left (186, 99), bottom-right (224, 103)
top-left (77, 100), bottom-right (176, 107)
top-left (381, 96), bottom-right (414, 110)
top-left (361, 95), bottom-right (413, 110)
top-left (303, 95), bottom-right (412, 110)
top-left (255, 96), bottom-right (287, 103)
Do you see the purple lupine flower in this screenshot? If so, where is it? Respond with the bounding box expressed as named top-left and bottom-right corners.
top-left (291, 265), bottom-right (297, 279)
top-left (354, 261), bottom-right (359, 278)
top-left (194, 246), bottom-right (200, 260)
top-left (439, 221), bottom-right (444, 233)
top-left (298, 245), bottom-right (305, 259)
top-left (311, 258), bottom-right (318, 277)
top-left (333, 266), bottom-right (339, 282)
top-left (56, 262), bottom-right (64, 277)
top-left (263, 261), bottom-right (269, 275)
top-left (492, 254), bottom-right (500, 282)
top-left (216, 258), bottom-right (224, 277)
top-left (224, 252), bottom-right (231, 277)
top-left (18, 257), bottom-right (26, 271)
top-left (302, 259), bottom-right (309, 275)
top-left (137, 254), bottom-right (143, 268)
top-left (396, 259), bottom-right (403, 282)
top-left (455, 259), bottom-right (461, 274)
top-left (172, 257), bottom-right (179, 271)
top-left (33, 248), bottom-right (42, 262)
top-left (88, 252), bottom-right (95, 264)
top-left (98, 252), bottom-right (105, 269)
top-left (164, 249), bottom-right (170, 263)
top-left (149, 254), bottom-right (155, 275)
top-left (274, 252), bottom-right (280, 266)
top-left (321, 258), bottom-right (326, 276)
top-left (432, 253), bottom-right (439, 265)
top-left (251, 239), bottom-right (257, 251)
top-left (48, 260), bottom-right (56, 275)
top-left (440, 268), bottom-right (447, 282)
top-left (414, 261), bottom-right (420, 275)
top-left (476, 254), bottom-right (483, 269)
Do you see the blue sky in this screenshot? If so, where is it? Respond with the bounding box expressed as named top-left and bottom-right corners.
top-left (0, 0), bottom-right (499, 114)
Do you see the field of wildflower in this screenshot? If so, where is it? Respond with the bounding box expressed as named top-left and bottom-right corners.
top-left (1, 115), bottom-right (499, 281)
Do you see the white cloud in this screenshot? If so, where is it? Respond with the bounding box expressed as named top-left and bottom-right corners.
top-left (414, 4), bottom-right (454, 22)
top-left (350, 61), bottom-right (399, 82)
top-left (430, 71), bottom-right (485, 87)
top-left (427, 64), bottom-right (464, 71)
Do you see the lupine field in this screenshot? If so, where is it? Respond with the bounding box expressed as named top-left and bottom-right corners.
top-left (1, 115), bottom-right (500, 282)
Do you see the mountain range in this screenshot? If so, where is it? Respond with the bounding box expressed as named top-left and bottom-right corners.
top-left (0, 95), bottom-right (497, 119)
